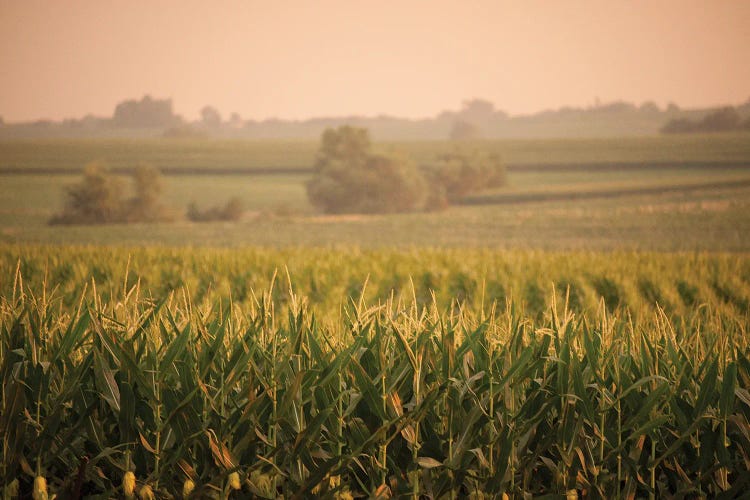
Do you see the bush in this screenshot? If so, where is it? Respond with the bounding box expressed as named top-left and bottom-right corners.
top-left (50, 162), bottom-right (125, 224)
top-left (660, 118), bottom-right (695, 134)
top-left (124, 164), bottom-right (171, 222)
top-left (423, 149), bottom-right (507, 205)
top-left (306, 126), bottom-right (426, 214)
top-left (50, 163), bottom-right (171, 225)
top-left (187, 197), bottom-right (245, 222)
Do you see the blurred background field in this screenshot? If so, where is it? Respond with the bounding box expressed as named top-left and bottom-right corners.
top-left (1, 134), bottom-right (749, 249)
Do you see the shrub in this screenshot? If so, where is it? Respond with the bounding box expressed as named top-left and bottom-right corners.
top-left (423, 149), bottom-right (507, 205)
top-left (660, 118), bottom-right (695, 134)
top-left (124, 164), bottom-right (171, 222)
top-left (187, 197), bottom-right (245, 222)
top-left (50, 163), bottom-right (171, 225)
top-left (50, 162), bottom-right (125, 224)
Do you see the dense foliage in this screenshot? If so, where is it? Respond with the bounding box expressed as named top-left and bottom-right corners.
top-left (186, 198), bottom-right (245, 222)
top-left (1, 247), bottom-right (749, 498)
top-left (662, 107), bottom-right (750, 134)
top-left (423, 150), bottom-right (506, 208)
top-left (306, 127), bottom-right (427, 214)
top-left (306, 127), bottom-right (507, 214)
top-left (49, 163), bottom-right (171, 225)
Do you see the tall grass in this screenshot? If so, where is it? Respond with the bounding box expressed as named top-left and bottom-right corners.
top-left (1, 256), bottom-right (749, 498)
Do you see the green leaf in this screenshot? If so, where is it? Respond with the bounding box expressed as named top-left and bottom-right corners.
top-left (93, 350), bottom-right (120, 413)
top-left (719, 361), bottom-right (738, 419)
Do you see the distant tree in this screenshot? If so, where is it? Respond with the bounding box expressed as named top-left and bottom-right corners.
top-left (306, 126), bottom-right (426, 214)
top-left (662, 106), bottom-right (743, 134)
top-left (228, 112), bottom-right (243, 128)
top-left (0, 116), bottom-right (4, 126)
top-left (460, 99), bottom-right (496, 121)
top-left (593, 101), bottom-right (637, 113)
top-left (699, 107), bottom-right (740, 132)
top-left (125, 164), bottom-right (169, 222)
top-left (50, 162), bottom-right (124, 224)
top-left (50, 163), bottom-right (171, 224)
top-left (200, 106), bottom-right (222, 127)
top-left (666, 102), bottom-right (681, 113)
top-left (661, 118), bottom-right (696, 134)
top-left (316, 125), bottom-right (370, 166)
top-left (639, 101), bottom-right (660, 113)
top-left (112, 95), bottom-right (182, 128)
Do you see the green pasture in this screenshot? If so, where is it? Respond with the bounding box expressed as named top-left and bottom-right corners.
top-left (1, 133), bottom-right (749, 249)
top-left (1, 167), bottom-right (749, 249)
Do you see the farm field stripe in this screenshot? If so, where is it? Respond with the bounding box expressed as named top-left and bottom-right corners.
top-left (461, 177), bottom-right (750, 205)
top-left (2, 161), bottom-right (750, 177)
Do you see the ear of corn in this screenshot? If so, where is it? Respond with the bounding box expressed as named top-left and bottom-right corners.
top-left (1, 248), bottom-right (749, 497)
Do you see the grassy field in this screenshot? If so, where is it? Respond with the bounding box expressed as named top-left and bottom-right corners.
top-left (1, 134), bottom-right (749, 173)
top-left (1, 172), bottom-right (750, 250)
top-left (1, 133), bottom-right (749, 248)
top-left (1, 247), bottom-right (749, 498)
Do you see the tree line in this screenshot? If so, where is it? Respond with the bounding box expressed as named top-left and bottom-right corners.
top-left (8, 96), bottom-right (750, 140)
top-left (661, 106), bottom-right (750, 134)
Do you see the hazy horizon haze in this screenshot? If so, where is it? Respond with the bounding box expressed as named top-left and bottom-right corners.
top-left (1, 0), bottom-right (749, 122)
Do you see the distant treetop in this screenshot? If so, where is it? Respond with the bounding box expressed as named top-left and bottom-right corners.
top-left (661, 106), bottom-right (746, 134)
top-left (112, 95), bottom-right (182, 129)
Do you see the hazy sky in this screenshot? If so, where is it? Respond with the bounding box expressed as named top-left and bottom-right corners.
top-left (1, 0), bottom-right (749, 122)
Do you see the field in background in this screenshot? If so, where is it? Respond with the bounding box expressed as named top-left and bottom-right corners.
top-left (1, 134), bottom-right (749, 249)
top-left (0, 185), bottom-right (748, 249)
top-left (1, 133), bottom-right (750, 173)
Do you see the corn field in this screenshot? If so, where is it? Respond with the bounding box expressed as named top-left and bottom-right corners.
top-left (1, 247), bottom-right (750, 498)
